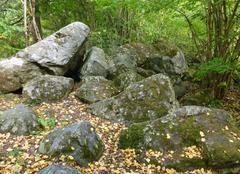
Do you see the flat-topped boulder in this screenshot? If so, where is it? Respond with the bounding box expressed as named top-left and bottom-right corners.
top-left (0, 104), bottom-right (39, 135)
top-left (23, 75), bottom-right (74, 102)
top-left (16, 22), bottom-right (90, 75)
top-left (88, 74), bottom-right (178, 123)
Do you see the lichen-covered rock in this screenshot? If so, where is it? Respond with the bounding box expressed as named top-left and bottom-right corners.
top-left (16, 22), bottom-right (90, 75)
top-left (88, 74), bottom-right (178, 123)
top-left (38, 164), bottom-right (83, 174)
top-left (75, 76), bottom-right (119, 103)
top-left (119, 106), bottom-right (240, 171)
top-left (0, 57), bottom-right (43, 93)
top-left (80, 47), bottom-right (110, 78)
top-left (111, 50), bottom-right (138, 75)
top-left (39, 121), bottom-right (104, 166)
top-left (0, 104), bottom-right (39, 135)
top-left (23, 75), bottom-right (74, 102)
top-left (113, 70), bottom-right (144, 90)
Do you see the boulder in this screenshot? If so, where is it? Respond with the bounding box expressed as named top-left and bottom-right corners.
top-left (75, 76), bottom-right (119, 104)
top-left (16, 22), bottom-right (90, 75)
top-left (38, 164), bottom-right (83, 174)
top-left (119, 106), bottom-right (240, 171)
top-left (88, 74), bottom-right (178, 123)
top-left (113, 70), bottom-right (144, 90)
top-left (111, 51), bottom-right (138, 75)
top-left (119, 43), bottom-right (160, 66)
top-left (142, 40), bottom-right (188, 80)
top-left (0, 57), bottom-right (43, 93)
top-left (0, 104), bottom-right (39, 135)
top-left (80, 47), bottom-right (109, 78)
top-left (39, 121), bottom-right (104, 166)
top-left (23, 75), bottom-right (74, 102)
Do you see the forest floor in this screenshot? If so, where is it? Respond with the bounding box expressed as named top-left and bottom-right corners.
top-left (0, 86), bottom-right (239, 174)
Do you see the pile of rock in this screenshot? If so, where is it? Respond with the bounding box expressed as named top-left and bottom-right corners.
top-left (0, 21), bottom-right (239, 173)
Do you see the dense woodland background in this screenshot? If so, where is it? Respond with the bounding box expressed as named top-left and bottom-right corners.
top-left (0, 0), bottom-right (239, 99)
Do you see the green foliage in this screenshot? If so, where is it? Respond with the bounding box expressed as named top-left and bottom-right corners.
top-left (8, 148), bottom-right (22, 157)
top-left (0, 1), bottom-right (25, 58)
top-left (119, 122), bottom-right (147, 149)
top-left (194, 58), bottom-right (234, 81)
top-left (38, 116), bottom-right (56, 129)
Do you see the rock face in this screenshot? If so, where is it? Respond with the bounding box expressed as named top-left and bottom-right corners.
top-left (0, 57), bottom-right (43, 93)
top-left (38, 164), bottom-right (83, 174)
top-left (23, 75), bottom-right (74, 102)
top-left (39, 122), bottom-right (104, 166)
top-left (80, 47), bottom-right (109, 78)
top-left (119, 106), bottom-right (240, 171)
top-left (0, 104), bottom-right (39, 135)
top-left (75, 76), bottom-right (119, 103)
top-left (88, 74), bottom-right (178, 123)
top-left (113, 70), bottom-right (144, 90)
top-left (17, 22), bottom-right (90, 75)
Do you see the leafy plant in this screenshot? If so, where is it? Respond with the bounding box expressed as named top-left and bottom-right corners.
top-left (8, 148), bottom-right (22, 157)
top-left (194, 58), bottom-right (234, 81)
top-left (38, 116), bottom-right (56, 129)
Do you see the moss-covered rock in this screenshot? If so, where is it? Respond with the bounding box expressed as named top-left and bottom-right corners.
top-left (119, 122), bottom-right (148, 149)
top-left (119, 106), bottom-right (240, 171)
top-left (23, 75), bottom-right (74, 102)
top-left (113, 70), bottom-right (144, 90)
top-left (88, 74), bottom-right (178, 124)
top-left (75, 76), bottom-right (119, 103)
top-left (39, 121), bottom-right (104, 166)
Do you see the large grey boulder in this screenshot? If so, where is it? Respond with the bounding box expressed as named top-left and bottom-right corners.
top-left (0, 104), bottom-right (39, 135)
top-left (16, 22), bottom-right (90, 75)
top-left (38, 164), bottom-right (83, 174)
top-left (119, 106), bottom-right (240, 171)
top-left (0, 57), bottom-right (43, 93)
top-left (23, 75), bottom-right (74, 102)
top-left (39, 121), bottom-right (104, 166)
top-left (75, 76), bottom-right (119, 104)
top-left (88, 74), bottom-right (178, 123)
top-left (80, 47), bottom-right (110, 78)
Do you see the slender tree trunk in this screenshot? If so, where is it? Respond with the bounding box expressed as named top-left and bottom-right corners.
top-left (29, 0), bottom-right (42, 44)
